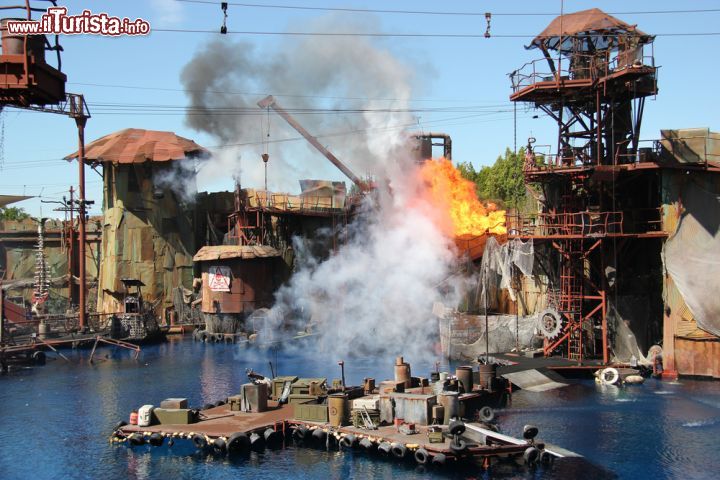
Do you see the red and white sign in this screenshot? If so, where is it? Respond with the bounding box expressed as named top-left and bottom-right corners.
top-left (208, 266), bottom-right (231, 292)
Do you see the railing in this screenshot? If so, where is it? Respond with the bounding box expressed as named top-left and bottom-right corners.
top-left (510, 45), bottom-right (655, 93)
top-left (245, 190), bottom-right (345, 213)
top-left (507, 208), bottom-right (664, 237)
top-left (524, 140), bottom-right (661, 173)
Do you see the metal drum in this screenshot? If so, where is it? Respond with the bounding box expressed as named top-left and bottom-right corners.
top-left (1, 18), bottom-right (46, 62)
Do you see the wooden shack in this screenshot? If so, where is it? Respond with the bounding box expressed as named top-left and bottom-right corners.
top-left (193, 245), bottom-right (288, 334)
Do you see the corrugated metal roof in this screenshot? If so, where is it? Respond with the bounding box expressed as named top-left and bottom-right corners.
top-left (64, 128), bottom-right (209, 165)
top-left (193, 245), bottom-right (281, 262)
top-left (531, 8), bottom-right (649, 52)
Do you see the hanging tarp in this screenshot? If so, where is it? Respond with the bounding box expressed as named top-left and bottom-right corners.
top-left (663, 179), bottom-right (720, 337)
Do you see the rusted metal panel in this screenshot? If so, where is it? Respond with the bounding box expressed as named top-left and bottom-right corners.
top-left (93, 160), bottom-right (197, 314)
top-left (674, 337), bottom-right (720, 379)
top-left (388, 393), bottom-right (437, 426)
top-left (64, 128), bottom-right (209, 164)
top-left (660, 128), bottom-right (720, 167)
top-left (199, 258), bottom-right (278, 314)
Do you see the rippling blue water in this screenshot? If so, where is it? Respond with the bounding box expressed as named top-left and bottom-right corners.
top-left (1, 337), bottom-right (719, 479)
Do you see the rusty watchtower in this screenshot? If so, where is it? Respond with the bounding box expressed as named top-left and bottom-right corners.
top-left (509, 9), bottom-right (665, 363)
top-left (511, 8), bottom-right (657, 170)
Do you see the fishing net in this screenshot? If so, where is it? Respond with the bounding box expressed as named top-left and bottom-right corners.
top-left (478, 237), bottom-right (534, 306)
top-left (439, 313), bottom-right (540, 361)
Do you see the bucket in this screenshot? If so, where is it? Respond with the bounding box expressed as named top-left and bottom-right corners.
top-left (456, 366), bottom-right (474, 393)
top-left (328, 394), bottom-right (348, 427)
top-left (0, 18), bottom-right (46, 62)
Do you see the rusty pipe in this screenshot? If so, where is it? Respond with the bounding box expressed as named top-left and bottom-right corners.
top-left (76, 116), bottom-right (87, 331)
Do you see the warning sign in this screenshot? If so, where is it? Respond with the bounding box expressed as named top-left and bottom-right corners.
top-left (208, 266), bottom-right (231, 292)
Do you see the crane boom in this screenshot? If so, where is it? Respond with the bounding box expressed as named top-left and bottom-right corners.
top-left (257, 95), bottom-right (369, 191)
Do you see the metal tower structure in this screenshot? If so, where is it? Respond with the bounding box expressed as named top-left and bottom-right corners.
top-left (508, 9), bottom-right (664, 363)
top-left (0, 2), bottom-right (91, 329)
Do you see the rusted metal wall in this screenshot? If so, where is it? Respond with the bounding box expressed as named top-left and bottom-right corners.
top-left (661, 169), bottom-right (720, 378)
top-left (96, 163), bottom-right (194, 316)
top-left (199, 257), bottom-right (282, 315)
top-left (672, 338), bottom-right (720, 379)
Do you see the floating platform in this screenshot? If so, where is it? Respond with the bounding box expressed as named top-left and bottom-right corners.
top-left (114, 399), bottom-right (555, 468)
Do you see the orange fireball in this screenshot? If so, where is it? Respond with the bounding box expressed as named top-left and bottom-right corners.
top-left (419, 158), bottom-right (506, 236)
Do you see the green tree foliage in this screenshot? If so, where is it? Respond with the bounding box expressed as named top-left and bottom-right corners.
top-left (456, 148), bottom-right (527, 210)
top-left (0, 206), bottom-right (31, 221)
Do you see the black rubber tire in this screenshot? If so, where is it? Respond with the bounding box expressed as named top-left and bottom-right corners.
top-left (202, 403), bottom-right (215, 411)
top-left (479, 406), bottom-right (495, 423)
top-left (192, 433), bottom-right (208, 450)
top-left (359, 438), bottom-right (375, 451)
top-left (310, 428), bottom-right (327, 448)
top-left (391, 443), bottom-right (407, 459)
top-left (149, 433), bottom-right (164, 447)
top-left (450, 439), bottom-right (468, 454)
top-left (340, 434), bottom-right (357, 449)
top-left (449, 419), bottom-right (466, 436)
top-left (523, 446), bottom-right (539, 465)
top-left (213, 437), bottom-right (227, 454)
top-left (227, 432), bottom-right (250, 454)
top-left (264, 428), bottom-right (282, 449)
top-left (293, 426), bottom-right (309, 444)
top-left (250, 432), bottom-right (265, 452)
top-left (214, 333), bottom-right (224, 343)
top-left (128, 433), bottom-right (145, 446)
top-left (431, 452), bottom-right (446, 466)
top-left (414, 448), bottom-right (430, 465)
top-left (32, 350), bottom-right (46, 366)
top-left (377, 442), bottom-right (392, 456)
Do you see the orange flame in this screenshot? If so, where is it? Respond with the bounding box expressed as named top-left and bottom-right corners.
top-left (419, 158), bottom-right (506, 236)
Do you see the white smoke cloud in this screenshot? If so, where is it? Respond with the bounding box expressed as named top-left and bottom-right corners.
top-left (182, 13), bottom-right (465, 362)
top-left (269, 164), bottom-right (467, 360)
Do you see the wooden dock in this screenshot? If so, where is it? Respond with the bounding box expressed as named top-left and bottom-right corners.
top-left (115, 400), bottom-right (541, 468)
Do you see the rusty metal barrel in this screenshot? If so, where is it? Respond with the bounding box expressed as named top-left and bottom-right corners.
top-left (456, 366), bottom-right (474, 393)
top-left (438, 392), bottom-right (459, 424)
top-left (478, 363), bottom-right (497, 392)
top-left (0, 18), bottom-right (46, 62)
top-left (394, 356), bottom-right (412, 388)
top-left (328, 393), bottom-right (348, 426)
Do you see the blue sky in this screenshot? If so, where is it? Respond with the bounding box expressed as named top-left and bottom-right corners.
top-left (1, 0), bottom-right (718, 217)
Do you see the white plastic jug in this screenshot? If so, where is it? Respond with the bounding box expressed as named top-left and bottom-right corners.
top-left (137, 404), bottom-right (154, 427)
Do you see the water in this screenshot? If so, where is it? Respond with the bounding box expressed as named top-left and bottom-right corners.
top-left (1, 337), bottom-right (719, 479)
